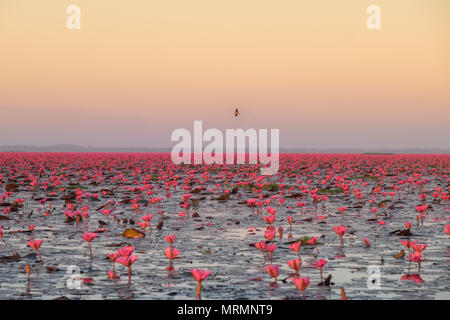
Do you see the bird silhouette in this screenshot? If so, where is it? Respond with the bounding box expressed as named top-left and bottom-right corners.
top-left (234, 108), bottom-right (240, 117)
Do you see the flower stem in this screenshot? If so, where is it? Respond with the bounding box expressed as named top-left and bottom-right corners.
top-left (37, 250), bottom-right (43, 265)
top-left (196, 283), bottom-right (202, 300)
top-left (89, 243), bottom-right (93, 260)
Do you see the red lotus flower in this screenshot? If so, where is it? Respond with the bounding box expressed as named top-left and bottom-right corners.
top-left (191, 269), bottom-right (211, 283)
top-left (265, 264), bottom-right (279, 281)
top-left (191, 269), bottom-right (211, 300)
top-left (117, 255), bottom-right (138, 283)
top-left (82, 232), bottom-right (98, 259)
top-left (264, 226), bottom-right (276, 241)
top-left (287, 258), bottom-right (302, 276)
top-left (287, 216), bottom-right (293, 225)
top-left (310, 259), bottom-right (327, 282)
top-left (118, 245), bottom-right (135, 257)
top-left (289, 241), bottom-right (302, 256)
top-left (107, 270), bottom-right (120, 280)
top-left (83, 232), bottom-right (97, 242)
top-left (165, 234), bottom-right (176, 244)
top-left (263, 215), bottom-right (276, 225)
top-left (445, 225), bottom-right (450, 236)
top-left (164, 246), bottom-right (181, 260)
top-left (333, 225), bottom-right (348, 244)
top-left (292, 277), bottom-right (310, 299)
top-left (27, 239), bottom-right (43, 264)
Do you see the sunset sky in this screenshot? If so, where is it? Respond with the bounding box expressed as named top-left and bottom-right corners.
top-left (0, 0), bottom-right (449, 149)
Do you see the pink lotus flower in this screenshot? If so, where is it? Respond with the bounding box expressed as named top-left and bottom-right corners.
top-left (292, 277), bottom-right (310, 299)
top-left (138, 220), bottom-right (150, 231)
top-left (289, 241), bottom-right (302, 256)
top-left (83, 232), bottom-right (98, 259)
top-left (263, 215), bottom-right (275, 225)
top-left (333, 225), bottom-right (347, 244)
top-left (117, 255), bottom-right (138, 283)
top-left (306, 236), bottom-right (319, 253)
top-left (247, 199), bottom-right (257, 213)
top-left (107, 252), bottom-right (120, 262)
top-left (82, 232), bottom-right (97, 242)
top-left (255, 241), bottom-right (266, 252)
top-left (287, 258), bottom-right (302, 276)
top-left (27, 239), bottom-right (43, 264)
top-left (165, 234), bottom-right (176, 244)
top-left (164, 247), bottom-right (181, 260)
top-left (364, 238), bottom-right (371, 247)
top-left (118, 245), bottom-right (135, 257)
top-left (164, 246), bottom-right (181, 271)
top-left (107, 270), bottom-right (120, 280)
top-left (408, 251), bottom-right (423, 272)
top-left (411, 243), bottom-right (427, 252)
top-left (287, 216), bottom-right (293, 225)
top-left (99, 209), bottom-right (112, 223)
top-left (265, 264), bottom-right (279, 282)
top-left (296, 202), bottom-right (306, 213)
top-left (338, 207), bottom-right (347, 214)
top-left (400, 240), bottom-right (417, 255)
top-left (142, 214), bottom-right (153, 222)
top-left (255, 241), bottom-right (266, 262)
top-left (107, 252), bottom-right (120, 272)
top-left (310, 259), bottom-right (327, 282)
top-left (191, 269), bottom-right (211, 283)
top-left (371, 208), bottom-right (378, 218)
top-left (264, 226), bottom-right (276, 241)
top-left (191, 269), bottom-right (211, 299)
top-left (445, 225), bottom-right (450, 235)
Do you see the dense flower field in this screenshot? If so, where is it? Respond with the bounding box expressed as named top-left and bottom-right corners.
top-left (0, 153), bottom-right (448, 299)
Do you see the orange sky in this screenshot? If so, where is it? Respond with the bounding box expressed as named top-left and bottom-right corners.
top-left (0, 0), bottom-right (449, 149)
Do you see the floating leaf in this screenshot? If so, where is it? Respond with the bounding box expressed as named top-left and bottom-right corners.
top-left (0, 253), bottom-right (21, 262)
top-left (46, 266), bottom-right (57, 273)
top-left (122, 228), bottom-right (144, 239)
top-left (393, 249), bottom-right (405, 259)
top-left (5, 183), bottom-right (19, 192)
top-left (397, 229), bottom-right (412, 236)
top-left (105, 242), bottom-right (127, 247)
top-left (216, 193), bottom-right (230, 201)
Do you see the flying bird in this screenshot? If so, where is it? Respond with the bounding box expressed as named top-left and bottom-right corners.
top-left (234, 108), bottom-right (240, 117)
